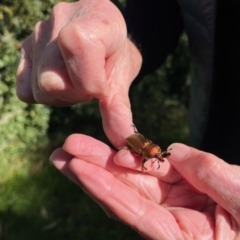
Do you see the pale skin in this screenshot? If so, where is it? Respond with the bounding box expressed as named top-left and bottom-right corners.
top-left (17, 0), bottom-right (240, 239)
top-left (50, 135), bottom-right (240, 239)
top-left (16, 0), bottom-right (141, 147)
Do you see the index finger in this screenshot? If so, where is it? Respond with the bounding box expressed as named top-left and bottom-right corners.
top-left (62, 134), bottom-right (170, 204)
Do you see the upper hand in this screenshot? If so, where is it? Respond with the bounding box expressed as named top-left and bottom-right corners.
top-left (51, 134), bottom-right (240, 239)
top-left (16, 0), bottom-right (142, 147)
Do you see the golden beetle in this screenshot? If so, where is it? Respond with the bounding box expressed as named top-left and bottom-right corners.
top-left (122, 125), bottom-right (171, 171)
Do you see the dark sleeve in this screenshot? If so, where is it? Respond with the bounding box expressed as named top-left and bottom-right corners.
top-left (123, 0), bottom-right (184, 82)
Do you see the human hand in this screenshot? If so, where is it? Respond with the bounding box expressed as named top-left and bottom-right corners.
top-left (50, 134), bottom-right (240, 239)
top-left (16, 0), bottom-right (142, 146)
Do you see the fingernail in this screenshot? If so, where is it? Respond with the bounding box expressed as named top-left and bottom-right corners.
top-left (168, 143), bottom-right (191, 162)
top-left (50, 158), bottom-right (67, 170)
top-left (49, 151), bottom-right (67, 170)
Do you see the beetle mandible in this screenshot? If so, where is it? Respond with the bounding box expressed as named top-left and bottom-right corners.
top-left (122, 125), bottom-right (171, 171)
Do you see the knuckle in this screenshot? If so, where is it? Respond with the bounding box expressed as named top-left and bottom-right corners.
top-left (59, 20), bottom-right (99, 46)
top-left (52, 2), bottom-right (70, 18)
top-left (194, 152), bottom-right (220, 182)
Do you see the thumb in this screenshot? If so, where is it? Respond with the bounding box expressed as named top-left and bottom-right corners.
top-left (168, 143), bottom-right (240, 224)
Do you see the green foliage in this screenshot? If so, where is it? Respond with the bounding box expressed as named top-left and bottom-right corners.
top-left (0, 0), bottom-right (190, 239)
top-left (130, 34), bottom-right (190, 148)
top-left (0, 0), bottom-right (53, 183)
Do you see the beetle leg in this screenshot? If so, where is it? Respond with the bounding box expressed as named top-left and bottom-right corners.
top-left (141, 159), bottom-right (148, 171)
top-left (152, 158), bottom-right (163, 169)
top-left (157, 159), bottom-right (161, 169)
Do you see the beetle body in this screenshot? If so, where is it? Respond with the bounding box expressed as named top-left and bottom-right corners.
top-left (124, 126), bottom-right (171, 171)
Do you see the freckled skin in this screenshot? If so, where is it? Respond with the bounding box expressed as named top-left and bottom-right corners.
top-left (123, 126), bottom-right (171, 171)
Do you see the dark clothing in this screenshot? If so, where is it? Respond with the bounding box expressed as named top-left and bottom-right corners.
top-left (202, 1), bottom-right (240, 164)
top-left (124, 0), bottom-right (240, 164)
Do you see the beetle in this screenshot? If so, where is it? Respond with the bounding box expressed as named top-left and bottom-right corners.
top-left (122, 125), bottom-right (171, 171)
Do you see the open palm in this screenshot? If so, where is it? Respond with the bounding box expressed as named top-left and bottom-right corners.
top-left (51, 134), bottom-right (240, 239)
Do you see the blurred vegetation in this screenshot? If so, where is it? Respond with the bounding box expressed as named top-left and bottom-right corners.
top-left (0, 0), bottom-right (190, 239)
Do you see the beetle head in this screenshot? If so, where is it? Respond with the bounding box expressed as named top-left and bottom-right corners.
top-left (156, 151), bottom-right (164, 161)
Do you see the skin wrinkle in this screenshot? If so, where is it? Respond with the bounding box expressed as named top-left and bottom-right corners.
top-left (103, 170), bottom-right (172, 238)
top-left (115, 173), bottom-right (141, 194)
top-left (105, 62), bottom-right (134, 101)
top-left (200, 217), bottom-right (215, 240)
top-left (113, 166), bottom-right (171, 205)
top-left (96, 18), bottom-right (126, 58)
top-left (19, 0), bottom-right (141, 106)
top-left (104, 41), bottom-right (141, 93)
top-left (58, 21), bottom-right (107, 94)
top-left (104, 174), bottom-right (151, 228)
top-left (111, 166), bottom-right (167, 205)
top-left (215, 206), bottom-right (239, 240)
top-left (195, 157), bottom-right (240, 224)
top-left (74, 160), bottom-right (132, 222)
top-left (54, 136), bottom-right (240, 238)
top-left (108, 93), bottom-right (131, 114)
top-left (225, 169), bottom-right (240, 213)
top-left (100, 96), bottom-right (133, 143)
top-left (204, 199), bottom-right (217, 217)
top-left (51, 4), bottom-right (71, 41)
top-left (136, 173), bottom-right (161, 203)
top-left (98, 4), bottom-right (127, 53)
top-left (70, 1), bottom-right (127, 58)
top-left (18, 0), bottom-right (240, 236)
top-left (130, 198), bottom-right (148, 233)
top-left (161, 183), bottom-right (173, 205)
top-left (184, 153), bottom-right (237, 211)
top-left (175, 209), bottom-right (214, 239)
top-left (145, 208), bottom-right (183, 240)
top-left (74, 3), bottom-right (93, 19)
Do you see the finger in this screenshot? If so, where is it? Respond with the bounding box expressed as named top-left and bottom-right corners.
top-left (49, 147), bottom-right (118, 220)
top-left (69, 158), bottom-right (218, 238)
top-left (36, 6), bottom-right (92, 105)
top-left (215, 205), bottom-right (240, 239)
top-left (114, 149), bottom-right (181, 184)
top-left (99, 90), bottom-right (134, 148)
top-left (16, 35), bottom-right (35, 103)
top-left (99, 40), bottom-right (142, 148)
top-left (49, 147), bottom-right (80, 184)
top-left (58, 10), bottom-right (141, 147)
top-left (31, 20), bottom-right (78, 105)
top-left (168, 143), bottom-right (240, 224)
top-left (31, 20), bottom-right (57, 104)
top-left (69, 158), bottom-right (183, 239)
top-left (17, 22), bottom-right (67, 105)
top-left (57, 1), bottom-right (129, 100)
top-left (63, 134), bottom-right (171, 204)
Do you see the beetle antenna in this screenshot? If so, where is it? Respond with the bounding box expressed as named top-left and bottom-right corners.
top-left (161, 148), bottom-right (172, 158)
top-left (156, 153), bottom-right (165, 162)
